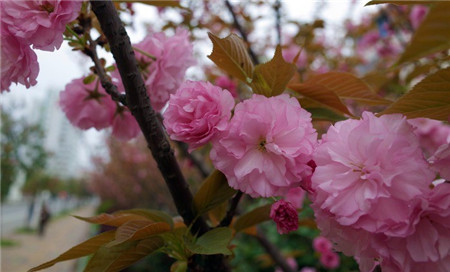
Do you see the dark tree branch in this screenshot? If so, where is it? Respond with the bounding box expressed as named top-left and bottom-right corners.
top-left (274, 0), bottom-right (282, 45)
top-left (87, 38), bottom-right (127, 105)
top-left (219, 191), bottom-right (243, 227)
top-left (224, 0), bottom-right (259, 65)
top-left (255, 229), bottom-right (296, 272)
top-left (89, 0), bottom-right (209, 236)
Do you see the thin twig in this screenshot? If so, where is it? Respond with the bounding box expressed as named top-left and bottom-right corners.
top-left (224, 0), bottom-right (259, 65)
top-left (88, 38), bottom-right (127, 105)
top-left (255, 229), bottom-right (296, 272)
top-left (219, 191), bottom-right (243, 227)
top-left (274, 0), bottom-right (282, 45)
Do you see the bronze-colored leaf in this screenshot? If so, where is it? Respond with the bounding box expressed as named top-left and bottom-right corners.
top-left (208, 33), bottom-right (254, 83)
top-left (107, 221), bottom-right (171, 247)
top-left (84, 241), bottom-right (137, 272)
top-left (289, 83), bottom-right (352, 116)
top-left (397, 3), bottom-right (450, 64)
top-left (302, 72), bottom-right (391, 105)
top-left (194, 170), bottom-right (237, 216)
top-left (381, 67), bottom-right (450, 120)
top-left (251, 45), bottom-right (296, 96)
top-left (28, 231), bottom-right (116, 272)
top-left (74, 213), bottom-right (150, 227)
top-left (114, 209), bottom-right (174, 228)
top-left (104, 237), bottom-right (165, 272)
top-left (233, 204), bottom-right (272, 233)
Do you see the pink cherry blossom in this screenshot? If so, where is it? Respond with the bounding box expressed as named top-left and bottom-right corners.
top-left (270, 200), bottom-right (299, 234)
top-left (378, 184), bottom-right (450, 272)
top-left (410, 5), bottom-right (428, 29)
top-left (429, 143), bottom-right (450, 180)
top-left (134, 28), bottom-right (195, 111)
top-left (313, 236), bottom-right (333, 254)
top-left (285, 187), bottom-right (306, 209)
top-left (215, 75), bottom-right (238, 98)
top-left (408, 118), bottom-right (450, 157)
top-left (299, 268), bottom-right (316, 272)
top-left (312, 112), bottom-right (434, 237)
top-left (111, 107), bottom-right (141, 141)
top-left (210, 94), bottom-right (317, 197)
top-left (1, 26), bottom-right (39, 92)
top-left (1, 0), bottom-right (82, 51)
top-left (163, 81), bottom-right (234, 151)
top-left (59, 77), bottom-right (116, 130)
top-left (320, 251), bottom-right (340, 269)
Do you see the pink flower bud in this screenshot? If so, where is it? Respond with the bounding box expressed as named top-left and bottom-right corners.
top-left (270, 200), bottom-right (299, 234)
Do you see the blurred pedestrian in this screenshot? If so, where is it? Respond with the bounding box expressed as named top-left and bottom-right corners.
top-left (38, 202), bottom-right (51, 236)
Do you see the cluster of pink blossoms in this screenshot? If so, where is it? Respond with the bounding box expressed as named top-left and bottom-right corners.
top-left (134, 28), bottom-right (196, 111)
top-left (311, 112), bottom-right (450, 271)
top-left (59, 72), bottom-right (140, 141)
top-left (164, 83), bottom-right (318, 198)
top-left (1, 0), bottom-right (81, 91)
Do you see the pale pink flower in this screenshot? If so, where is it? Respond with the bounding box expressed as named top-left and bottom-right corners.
top-left (320, 251), bottom-right (340, 269)
top-left (270, 200), bottom-right (299, 234)
top-left (410, 5), bottom-right (428, 29)
top-left (408, 118), bottom-right (450, 156)
top-left (378, 184), bottom-right (450, 272)
top-left (134, 28), bottom-right (195, 111)
top-left (1, 26), bottom-right (39, 92)
top-left (313, 236), bottom-right (333, 254)
top-left (163, 81), bottom-right (234, 151)
top-left (429, 144), bottom-right (450, 180)
top-left (210, 94), bottom-right (317, 197)
top-left (59, 77), bottom-right (116, 130)
top-left (285, 187), bottom-right (306, 209)
top-left (312, 112), bottom-right (434, 237)
top-left (299, 268), bottom-right (316, 272)
top-left (1, 0), bottom-right (82, 51)
top-left (357, 30), bottom-right (380, 53)
top-left (215, 75), bottom-right (238, 98)
top-left (111, 107), bottom-right (141, 141)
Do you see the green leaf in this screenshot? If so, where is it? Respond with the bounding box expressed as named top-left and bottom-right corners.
top-left (28, 231), bottom-right (116, 272)
top-left (114, 209), bottom-right (174, 228)
top-left (289, 83), bottom-right (353, 116)
top-left (397, 3), bottom-right (450, 64)
top-left (302, 72), bottom-right (391, 105)
top-left (365, 0), bottom-right (439, 6)
top-left (233, 204), bottom-right (272, 233)
top-left (194, 170), bottom-right (237, 216)
top-left (187, 227), bottom-right (233, 255)
top-left (208, 33), bottom-right (254, 83)
top-left (107, 221), bottom-right (171, 247)
top-left (84, 241), bottom-right (137, 272)
top-left (83, 74), bottom-right (96, 85)
top-left (381, 67), bottom-right (450, 120)
top-left (104, 237), bottom-right (165, 272)
top-left (251, 45), bottom-right (296, 97)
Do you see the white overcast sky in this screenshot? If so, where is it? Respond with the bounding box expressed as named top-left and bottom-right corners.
top-left (0, 0), bottom-right (379, 169)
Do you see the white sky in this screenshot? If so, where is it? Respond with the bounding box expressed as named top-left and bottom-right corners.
top-left (0, 0), bottom-right (379, 170)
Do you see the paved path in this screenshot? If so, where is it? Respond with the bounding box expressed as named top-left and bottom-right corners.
top-left (1, 205), bottom-right (96, 272)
